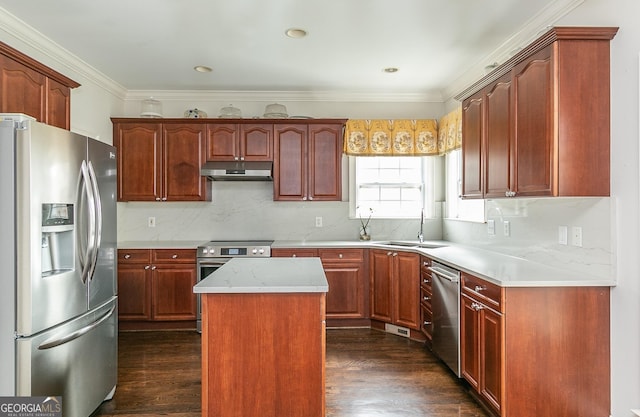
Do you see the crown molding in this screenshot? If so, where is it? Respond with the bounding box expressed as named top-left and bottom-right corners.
top-left (124, 89), bottom-right (443, 103)
top-left (0, 6), bottom-right (128, 99)
top-left (441, 0), bottom-right (584, 102)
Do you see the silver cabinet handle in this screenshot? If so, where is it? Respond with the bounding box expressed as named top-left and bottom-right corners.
top-left (423, 321), bottom-right (432, 326)
top-left (124, 254), bottom-right (131, 259)
top-left (292, 254), bottom-right (297, 258)
top-left (475, 285), bottom-right (487, 292)
top-left (155, 197), bottom-right (161, 201)
top-left (172, 254), bottom-right (178, 259)
top-left (423, 278), bottom-right (430, 284)
top-left (423, 296), bottom-right (430, 301)
top-left (387, 251), bottom-right (392, 256)
top-left (423, 261), bottom-right (429, 267)
top-left (392, 252), bottom-right (398, 257)
top-left (151, 265), bottom-right (157, 270)
top-left (338, 253), bottom-right (343, 259)
top-left (471, 302), bottom-right (484, 311)
top-left (144, 265), bottom-right (151, 270)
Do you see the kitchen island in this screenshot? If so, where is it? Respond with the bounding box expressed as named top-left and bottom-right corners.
top-left (193, 257), bottom-right (328, 417)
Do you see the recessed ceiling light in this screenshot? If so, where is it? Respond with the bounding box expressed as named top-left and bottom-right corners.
top-left (383, 67), bottom-right (399, 73)
top-left (194, 65), bottom-right (213, 73)
top-left (285, 28), bottom-right (307, 38)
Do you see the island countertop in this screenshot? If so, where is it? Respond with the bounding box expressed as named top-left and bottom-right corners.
top-left (193, 257), bottom-right (329, 294)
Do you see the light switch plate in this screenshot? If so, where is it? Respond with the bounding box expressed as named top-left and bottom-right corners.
top-left (558, 226), bottom-right (568, 245)
top-left (487, 219), bottom-right (495, 236)
top-left (503, 220), bottom-right (511, 237)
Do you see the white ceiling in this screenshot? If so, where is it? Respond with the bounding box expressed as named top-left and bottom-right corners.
top-left (0, 0), bottom-right (577, 100)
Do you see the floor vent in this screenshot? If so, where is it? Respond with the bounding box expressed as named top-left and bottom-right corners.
top-left (385, 323), bottom-right (410, 338)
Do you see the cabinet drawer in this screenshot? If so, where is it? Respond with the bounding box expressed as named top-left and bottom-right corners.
top-left (420, 256), bottom-right (431, 273)
top-left (118, 249), bottom-right (151, 263)
top-left (420, 285), bottom-right (432, 305)
top-left (461, 272), bottom-right (503, 312)
top-left (152, 249), bottom-right (196, 263)
top-left (271, 248), bottom-right (319, 258)
top-left (318, 248), bottom-right (364, 263)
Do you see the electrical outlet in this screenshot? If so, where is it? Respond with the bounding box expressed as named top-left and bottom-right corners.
top-left (572, 226), bottom-right (583, 247)
top-left (315, 216), bottom-right (323, 228)
top-left (148, 217), bottom-right (156, 228)
top-left (558, 226), bottom-right (568, 245)
top-left (487, 219), bottom-right (495, 236)
top-left (503, 220), bottom-right (511, 237)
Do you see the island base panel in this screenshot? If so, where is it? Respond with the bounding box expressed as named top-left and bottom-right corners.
top-left (201, 292), bottom-right (326, 417)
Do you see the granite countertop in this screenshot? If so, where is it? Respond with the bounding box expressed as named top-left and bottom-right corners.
top-left (193, 257), bottom-right (329, 294)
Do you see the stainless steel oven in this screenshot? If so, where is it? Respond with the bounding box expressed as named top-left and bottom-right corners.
top-left (196, 240), bottom-right (273, 332)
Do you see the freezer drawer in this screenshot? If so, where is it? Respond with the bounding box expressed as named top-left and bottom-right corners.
top-left (16, 298), bottom-right (118, 417)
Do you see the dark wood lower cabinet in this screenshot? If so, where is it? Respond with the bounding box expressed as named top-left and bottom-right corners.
top-left (272, 248), bottom-right (369, 324)
top-left (117, 249), bottom-right (197, 330)
top-left (461, 272), bottom-right (610, 417)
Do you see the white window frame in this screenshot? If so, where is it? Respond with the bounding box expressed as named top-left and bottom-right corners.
top-left (444, 149), bottom-right (485, 222)
top-left (348, 155), bottom-right (437, 220)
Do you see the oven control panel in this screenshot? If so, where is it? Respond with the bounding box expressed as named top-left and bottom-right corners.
top-left (197, 241), bottom-right (272, 258)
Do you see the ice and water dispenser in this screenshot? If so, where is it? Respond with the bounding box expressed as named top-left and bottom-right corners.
top-left (41, 203), bottom-right (74, 277)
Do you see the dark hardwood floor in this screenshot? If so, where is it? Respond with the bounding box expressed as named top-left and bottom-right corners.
top-left (93, 328), bottom-right (490, 417)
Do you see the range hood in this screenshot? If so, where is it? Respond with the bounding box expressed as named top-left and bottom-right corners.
top-left (200, 161), bottom-right (273, 181)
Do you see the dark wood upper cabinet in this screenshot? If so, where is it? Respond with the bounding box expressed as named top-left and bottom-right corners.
top-left (458, 26), bottom-right (618, 198)
top-left (273, 121), bottom-right (345, 202)
top-left (206, 123), bottom-right (273, 161)
top-left (461, 93), bottom-right (484, 199)
top-left (0, 41), bottom-right (79, 130)
top-left (112, 120), bottom-right (211, 202)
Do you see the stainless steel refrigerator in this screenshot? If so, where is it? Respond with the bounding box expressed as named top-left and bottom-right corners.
top-left (0, 114), bottom-right (117, 417)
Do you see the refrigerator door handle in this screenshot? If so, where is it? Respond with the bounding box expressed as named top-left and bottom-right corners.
top-left (87, 161), bottom-right (102, 281)
top-left (78, 160), bottom-right (97, 285)
top-left (37, 305), bottom-right (116, 350)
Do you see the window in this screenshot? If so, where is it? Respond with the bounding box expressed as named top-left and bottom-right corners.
top-left (350, 156), bottom-right (436, 219)
top-left (444, 149), bottom-right (485, 222)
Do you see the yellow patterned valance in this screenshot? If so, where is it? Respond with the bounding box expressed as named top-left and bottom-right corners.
top-left (343, 119), bottom-right (439, 156)
top-left (437, 107), bottom-right (462, 154)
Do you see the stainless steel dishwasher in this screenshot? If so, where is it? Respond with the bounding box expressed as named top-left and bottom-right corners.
top-left (428, 261), bottom-right (461, 376)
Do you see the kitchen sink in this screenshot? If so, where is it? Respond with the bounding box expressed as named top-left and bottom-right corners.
top-left (376, 240), bottom-right (448, 249)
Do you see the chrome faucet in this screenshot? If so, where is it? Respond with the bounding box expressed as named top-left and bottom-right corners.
top-left (417, 208), bottom-right (424, 243)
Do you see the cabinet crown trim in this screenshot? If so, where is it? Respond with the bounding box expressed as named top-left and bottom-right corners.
top-left (455, 26), bottom-right (618, 101)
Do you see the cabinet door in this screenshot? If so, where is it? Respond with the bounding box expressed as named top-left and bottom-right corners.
top-left (484, 73), bottom-right (513, 198)
top-left (274, 124), bottom-right (307, 201)
top-left (369, 250), bottom-right (393, 322)
top-left (241, 124), bottom-right (273, 161)
top-left (308, 124), bottom-right (342, 201)
top-left (114, 122), bottom-right (163, 201)
top-left (462, 92), bottom-right (484, 198)
top-left (206, 123), bottom-right (238, 161)
top-left (117, 263), bottom-right (152, 321)
top-left (151, 264), bottom-right (197, 321)
top-left (45, 78), bottom-right (71, 130)
top-left (481, 307), bottom-right (503, 414)
top-left (460, 294), bottom-right (480, 390)
top-left (393, 252), bottom-right (420, 329)
top-left (512, 46), bottom-right (553, 196)
top-left (163, 123), bottom-right (210, 201)
top-left (323, 263), bottom-right (365, 319)
top-left (0, 54), bottom-right (46, 122)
